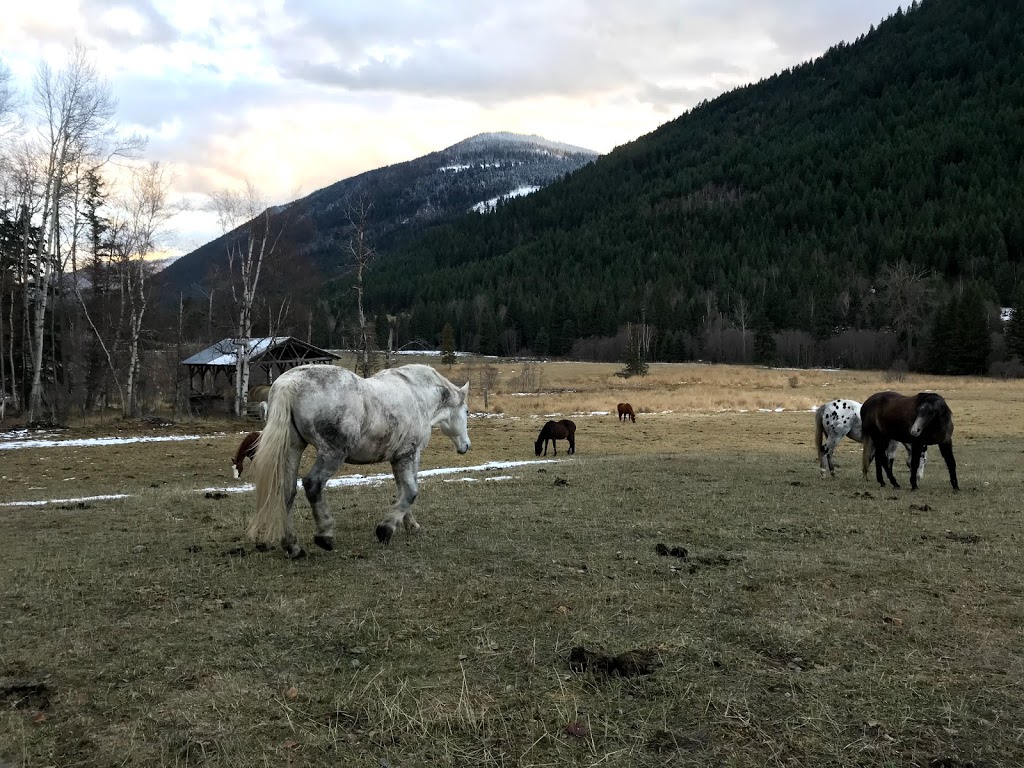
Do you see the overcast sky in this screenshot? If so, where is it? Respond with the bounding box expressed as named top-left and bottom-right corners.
top-left (2, 0), bottom-right (904, 253)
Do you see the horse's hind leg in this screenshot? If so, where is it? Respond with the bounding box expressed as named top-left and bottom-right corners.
top-left (876, 436), bottom-right (901, 489)
top-left (302, 450), bottom-right (346, 551)
top-left (377, 453), bottom-right (421, 544)
top-left (280, 443), bottom-right (306, 558)
top-left (822, 433), bottom-right (842, 477)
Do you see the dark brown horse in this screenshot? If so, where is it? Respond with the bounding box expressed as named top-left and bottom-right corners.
top-left (860, 391), bottom-right (957, 490)
top-left (232, 431), bottom-right (262, 478)
top-left (617, 403), bottom-right (636, 423)
top-left (535, 419), bottom-right (576, 456)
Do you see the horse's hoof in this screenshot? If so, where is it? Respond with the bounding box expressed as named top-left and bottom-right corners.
top-left (254, 542), bottom-right (270, 553)
top-left (287, 547), bottom-right (307, 560)
top-left (375, 524), bottom-right (394, 544)
top-left (314, 535), bottom-right (335, 551)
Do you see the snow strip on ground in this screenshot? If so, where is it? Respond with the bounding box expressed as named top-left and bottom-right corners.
top-left (0, 460), bottom-right (556, 508)
top-left (0, 434), bottom-right (213, 451)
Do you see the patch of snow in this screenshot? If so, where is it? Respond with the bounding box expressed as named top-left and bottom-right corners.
top-left (201, 459), bottom-right (557, 494)
top-left (470, 185), bottom-right (540, 214)
top-left (1, 493), bottom-right (130, 508)
top-left (0, 434), bottom-right (212, 451)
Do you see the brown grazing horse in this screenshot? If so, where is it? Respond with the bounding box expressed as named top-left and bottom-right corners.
top-left (535, 419), bottom-right (576, 456)
top-left (616, 403), bottom-right (636, 422)
top-left (232, 431), bottom-right (262, 478)
top-left (860, 391), bottom-right (958, 491)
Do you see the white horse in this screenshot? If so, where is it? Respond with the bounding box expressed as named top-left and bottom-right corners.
top-left (248, 364), bottom-right (470, 557)
top-left (815, 398), bottom-right (926, 479)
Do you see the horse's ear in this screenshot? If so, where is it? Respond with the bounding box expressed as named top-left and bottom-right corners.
top-left (460, 381), bottom-right (469, 400)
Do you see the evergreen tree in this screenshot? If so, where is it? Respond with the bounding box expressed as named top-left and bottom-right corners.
top-left (621, 330), bottom-right (649, 377)
top-left (440, 323), bottom-right (457, 368)
top-left (753, 325), bottom-right (778, 366)
top-left (925, 300), bottom-right (956, 375)
top-left (1005, 284), bottom-right (1024, 360)
top-left (955, 284), bottom-right (991, 375)
top-left (534, 326), bottom-right (550, 356)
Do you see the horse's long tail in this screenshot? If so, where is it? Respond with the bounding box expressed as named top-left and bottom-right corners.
top-left (814, 406), bottom-right (825, 464)
top-left (248, 384), bottom-right (297, 546)
top-left (861, 434), bottom-right (872, 480)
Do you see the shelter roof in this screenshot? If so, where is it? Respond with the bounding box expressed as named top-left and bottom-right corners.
top-left (181, 337), bottom-right (339, 367)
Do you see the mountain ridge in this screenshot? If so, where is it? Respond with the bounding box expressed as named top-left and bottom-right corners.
top-left (156, 131), bottom-right (598, 296)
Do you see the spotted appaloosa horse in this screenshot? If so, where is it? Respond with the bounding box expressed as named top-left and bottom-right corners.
top-left (535, 419), bottom-right (576, 456)
top-left (231, 431), bottom-right (261, 478)
top-left (248, 364), bottom-right (470, 557)
top-left (617, 403), bottom-right (636, 423)
top-left (860, 391), bottom-right (957, 491)
top-left (815, 398), bottom-right (926, 479)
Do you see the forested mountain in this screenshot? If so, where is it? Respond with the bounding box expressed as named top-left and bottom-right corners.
top-left (329, 0), bottom-right (1024, 373)
top-left (156, 133), bottom-right (597, 296)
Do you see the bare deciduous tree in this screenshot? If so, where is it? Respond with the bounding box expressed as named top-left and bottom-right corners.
top-left (881, 260), bottom-right (930, 364)
top-left (345, 199), bottom-right (377, 377)
top-left (210, 180), bottom-right (287, 416)
top-left (733, 295), bottom-right (752, 362)
top-left (25, 44), bottom-right (142, 420)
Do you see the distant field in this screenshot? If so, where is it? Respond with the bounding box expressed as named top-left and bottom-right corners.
top-left (1, 362), bottom-right (1022, 766)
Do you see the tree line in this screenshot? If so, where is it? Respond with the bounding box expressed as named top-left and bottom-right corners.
top-left (317, 0), bottom-right (1024, 377)
top-left (0, 47), bottom-right (320, 423)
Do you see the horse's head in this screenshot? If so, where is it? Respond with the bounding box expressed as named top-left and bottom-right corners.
top-left (911, 393), bottom-right (948, 437)
top-left (535, 438), bottom-right (543, 456)
top-left (438, 381), bottom-right (471, 454)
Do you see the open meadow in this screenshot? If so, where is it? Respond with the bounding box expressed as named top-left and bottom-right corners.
top-left (1, 361), bottom-right (1023, 767)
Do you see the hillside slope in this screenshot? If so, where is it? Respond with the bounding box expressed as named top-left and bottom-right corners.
top-left (351, 0), bottom-right (1023, 360)
top-left (156, 132), bottom-right (597, 296)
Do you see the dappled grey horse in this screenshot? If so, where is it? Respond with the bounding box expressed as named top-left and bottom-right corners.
top-left (248, 364), bottom-right (470, 557)
top-left (815, 398), bottom-right (926, 480)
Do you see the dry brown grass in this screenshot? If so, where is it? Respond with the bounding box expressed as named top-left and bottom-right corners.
top-left (2, 360), bottom-right (1023, 766)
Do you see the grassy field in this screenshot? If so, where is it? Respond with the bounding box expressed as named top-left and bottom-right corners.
top-left (1, 362), bottom-right (1023, 767)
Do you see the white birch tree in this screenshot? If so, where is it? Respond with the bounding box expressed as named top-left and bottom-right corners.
top-left (209, 181), bottom-right (287, 416)
top-left (345, 199), bottom-right (377, 377)
top-left (26, 44), bottom-right (141, 421)
top-left (120, 161), bottom-right (174, 415)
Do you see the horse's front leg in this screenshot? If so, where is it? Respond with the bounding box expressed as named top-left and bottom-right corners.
top-left (909, 442), bottom-right (925, 491)
top-left (302, 449), bottom-right (346, 551)
top-left (939, 441), bottom-right (958, 490)
top-left (376, 453), bottom-right (421, 544)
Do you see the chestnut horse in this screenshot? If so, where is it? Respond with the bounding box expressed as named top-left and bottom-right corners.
top-left (232, 431), bottom-right (261, 478)
top-left (617, 403), bottom-right (636, 423)
top-left (860, 391), bottom-right (958, 491)
top-left (535, 419), bottom-right (576, 456)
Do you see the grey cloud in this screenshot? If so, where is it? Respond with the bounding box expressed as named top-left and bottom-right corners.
top-left (258, 0), bottom-right (902, 107)
top-left (81, 0), bottom-right (179, 47)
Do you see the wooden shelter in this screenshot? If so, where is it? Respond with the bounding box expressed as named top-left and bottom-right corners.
top-left (181, 337), bottom-right (340, 412)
